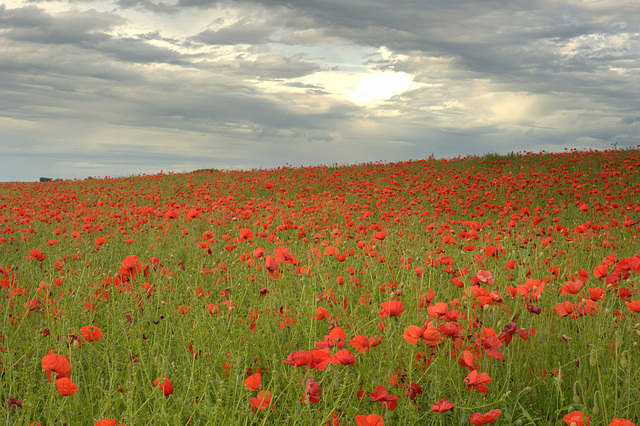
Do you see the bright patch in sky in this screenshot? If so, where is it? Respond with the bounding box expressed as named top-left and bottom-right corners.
top-left (349, 72), bottom-right (416, 104)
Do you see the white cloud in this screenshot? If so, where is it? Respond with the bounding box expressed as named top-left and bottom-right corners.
top-left (349, 72), bottom-right (419, 104)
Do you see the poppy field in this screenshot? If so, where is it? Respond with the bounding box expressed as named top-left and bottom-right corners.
top-left (2, 148), bottom-right (640, 425)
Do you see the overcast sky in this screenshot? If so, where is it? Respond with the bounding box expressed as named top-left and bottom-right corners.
top-left (1, 0), bottom-right (639, 181)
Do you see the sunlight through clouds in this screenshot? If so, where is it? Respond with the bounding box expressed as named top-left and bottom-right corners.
top-left (349, 72), bottom-right (418, 104)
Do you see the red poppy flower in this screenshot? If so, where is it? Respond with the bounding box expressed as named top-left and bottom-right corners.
top-left (42, 350), bottom-right (71, 382)
top-left (29, 249), bottom-right (46, 261)
top-left (355, 414), bottom-right (384, 426)
top-left (431, 397), bottom-right (454, 412)
top-left (153, 376), bottom-right (173, 396)
top-left (561, 280), bottom-right (584, 295)
top-left (422, 322), bottom-right (442, 346)
top-left (350, 335), bottom-right (371, 353)
top-left (626, 300), bottom-right (640, 313)
top-left (302, 378), bottom-right (322, 404)
top-left (403, 325), bottom-right (424, 345)
top-left (588, 288), bottom-right (605, 301)
top-left (464, 370), bottom-right (491, 393)
top-left (95, 420), bottom-right (117, 426)
top-left (55, 377), bottom-right (78, 396)
top-left (239, 228), bottom-right (252, 242)
top-left (7, 396), bottom-right (22, 410)
top-left (369, 384), bottom-right (400, 411)
top-left (470, 409), bottom-right (501, 425)
top-left (406, 382), bottom-right (422, 401)
top-left (609, 419), bottom-right (636, 426)
top-left (328, 349), bottom-right (356, 366)
top-left (250, 390), bottom-right (275, 412)
top-left (379, 300), bottom-right (403, 319)
top-left (243, 372), bottom-right (262, 390)
top-left (563, 411), bottom-right (590, 426)
top-left (81, 326), bottom-right (103, 342)
top-left (427, 302), bottom-right (448, 317)
top-left (283, 350), bottom-right (312, 367)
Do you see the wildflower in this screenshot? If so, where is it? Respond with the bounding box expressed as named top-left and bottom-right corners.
top-left (350, 335), bottom-right (371, 353)
top-left (464, 370), bottom-right (491, 393)
top-left (355, 414), bottom-right (384, 426)
top-left (563, 411), bottom-right (590, 426)
top-left (470, 409), bottom-right (501, 425)
top-left (369, 384), bottom-right (400, 411)
top-left (379, 300), bottom-right (403, 318)
top-left (302, 378), bottom-right (322, 404)
top-left (328, 349), bottom-right (356, 366)
top-left (153, 376), bottom-right (173, 396)
top-left (406, 382), bottom-right (422, 401)
top-left (626, 300), bottom-right (640, 313)
top-left (7, 396), bottom-right (22, 410)
top-left (609, 419), bottom-right (636, 426)
top-left (243, 372), bottom-right (261, 391)
top-left (561, 280), bottom-right (584, 295)
top-left (250, 390), bottom-right (275, 412)
top-left (431, 397), bottom-right (454, 412)
top-left (29, 249), bottom-right (46, 261)
top-left (55, 377), bottom-right (78, 396)
top-left (42, 350), bottom-right (71, 382)
top-left (81, 326), bottom-right (103, 342)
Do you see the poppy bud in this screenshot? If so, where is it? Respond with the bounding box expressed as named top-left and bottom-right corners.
top-left (620, 351), bottom-right (629, 368)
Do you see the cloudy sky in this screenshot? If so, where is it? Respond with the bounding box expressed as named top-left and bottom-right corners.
top-left (1, 0), bottom-right (639, 181)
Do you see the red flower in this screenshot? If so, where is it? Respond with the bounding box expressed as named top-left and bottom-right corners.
top-left (626, 300), bottom-right (640, 313)
top-left (379, 300), bottom-right (403, 319)
top-left (243, 372), bottom-right (261, 390)
top-left (119, 255), bottom-right (142, 280)
top-left (470, 409), bottom-right (501, 425)
top-left (369, 385), bottom-right (400, 411)
top-left (609, 419), bottom-right (636, 426)
top-left (302, 378), bottom-right (322, 404)
top-left (355, 414), bottom-right (384, 426)
top-left (431, 397), bottom-right (454, 412)
top-left (42, 350), bottom-right (71, 382)
top-left (328, 349), bottom-right (356, 366)
top-left (81, 326), bottom-right (103, 342)
top-left (561, 280), bottom-right (584, 295)
top-left (55, 377), bottom-right (78, 396)
top-left (29, 249), bottom-right (46, 261)
top-left (350, 335), bottom-right (371, 353)
top-left (403, 323), bottom-right (441, 346)
top-left (403, 325), bottom-right (424, 345)
top-left (464, 370), bottom-right (491, 393)
top-left (153, 376), bottom-right (173, 396)
top-left (563, 411), bottom-right (590, 426)
top-left (7, 396), bottom-right (22, 410)
top-left (250, 390), bottom-right (275, 412)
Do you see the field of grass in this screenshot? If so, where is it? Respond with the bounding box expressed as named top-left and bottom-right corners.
top-left (1, 148), bottom-right (639, 425)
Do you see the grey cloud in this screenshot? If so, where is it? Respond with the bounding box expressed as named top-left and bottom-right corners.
top-left (117, 0), bottom-right (180, 14)
top-left (0, 6), bottom-right (124, 45)
top-left (191, 18), bottom-right (275, 45)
